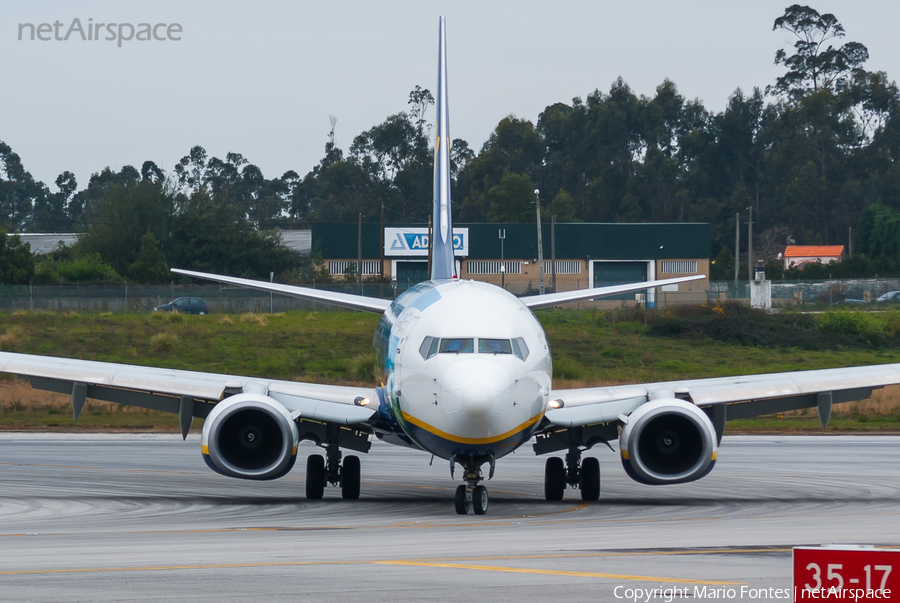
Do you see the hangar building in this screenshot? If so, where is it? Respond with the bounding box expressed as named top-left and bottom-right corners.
top-left (303, 223), bottom-right (710, 307)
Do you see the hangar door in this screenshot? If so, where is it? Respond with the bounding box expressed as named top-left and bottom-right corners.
top-left (394, 260), bottom-right (429, 288)
top-left (591, 261), bottom-right (650, 301)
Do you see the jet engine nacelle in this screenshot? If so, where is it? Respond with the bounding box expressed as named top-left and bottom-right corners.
top-left (201, 393), bottom-right (299, 480)
top-left (619, 398), bottom-right (717, 486)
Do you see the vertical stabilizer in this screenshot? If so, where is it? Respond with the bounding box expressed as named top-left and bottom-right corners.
top-left (431, 16), bottom-right (456, 281)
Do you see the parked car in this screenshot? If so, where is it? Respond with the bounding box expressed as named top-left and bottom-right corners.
top-left (153, 297), bottom-right (209, 315)
top-left (876, 291), bottom-right (900, 303)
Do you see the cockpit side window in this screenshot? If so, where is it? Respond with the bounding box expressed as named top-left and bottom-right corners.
top-left (419, 337), bottom-right (433, 359)
top-left (439, 338), bottom-right (474, 354)
top-left (511, 337), bottom-right (529, 360)
top-left (478, 339), bottom-right (512, 355)
top-left (419, 336), bottom-right (440, 359)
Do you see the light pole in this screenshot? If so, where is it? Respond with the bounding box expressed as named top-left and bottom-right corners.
top-left (498, 228), bottom-right (506, 290)
top-left (748, 205), bottom-right (753, 292)
top-left (534, 189), bottom-right (544, 295)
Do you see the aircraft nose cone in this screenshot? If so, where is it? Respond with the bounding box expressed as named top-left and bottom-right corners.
top-left (459, 380), bottom-right (494, 417)
top-left (442, 361), bottom-right (512, 418)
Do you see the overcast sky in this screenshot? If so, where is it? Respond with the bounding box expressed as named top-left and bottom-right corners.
top-left (4, 1), bottom-right (900, 192)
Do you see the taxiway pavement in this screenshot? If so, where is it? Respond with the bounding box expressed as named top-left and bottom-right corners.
top-left (0, 434), bottom-right (898, 602)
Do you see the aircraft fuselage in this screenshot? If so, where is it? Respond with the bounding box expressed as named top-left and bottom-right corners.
top-left (374, 279), bottom-right (553, 461)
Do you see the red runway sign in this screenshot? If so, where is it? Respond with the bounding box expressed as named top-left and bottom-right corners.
top-left (793, 546), bottom-right (897, 601)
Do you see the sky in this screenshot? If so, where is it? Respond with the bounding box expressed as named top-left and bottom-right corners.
top-left (3, 1), bottom-right (900, 192)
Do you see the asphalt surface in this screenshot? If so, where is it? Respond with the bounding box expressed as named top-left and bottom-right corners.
top-left (0, 434), bottom-right (898, 602)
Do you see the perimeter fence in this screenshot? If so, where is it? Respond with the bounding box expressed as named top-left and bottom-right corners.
top-left (1, 277), bottom-right (897, 313)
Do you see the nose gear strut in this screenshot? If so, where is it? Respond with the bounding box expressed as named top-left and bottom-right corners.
top-left (451, 453), bottom-right (493, 515)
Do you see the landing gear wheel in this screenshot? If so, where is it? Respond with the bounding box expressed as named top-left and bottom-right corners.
top-left (544, 457), bottom-right (566, 501)
top-left (341, 455), bottom-right (361, 500)
top-left (454, 484), bottom-right (470, 515)
top-left (472, 485), bottom-right (489, 515)
top-left (580, 457), bottom-right (600, 501)
top-left (305, 454), bottom-right (325, 500)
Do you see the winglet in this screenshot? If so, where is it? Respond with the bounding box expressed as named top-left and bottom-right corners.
top-left (430, 16), bottom-right (456, 281)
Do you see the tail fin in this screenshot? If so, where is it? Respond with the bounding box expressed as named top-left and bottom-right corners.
top-left (431, 16), bottom-right (456, 281)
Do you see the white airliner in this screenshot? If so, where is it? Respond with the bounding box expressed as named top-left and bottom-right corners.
top-left (3, 18), bottom-right (900, 515)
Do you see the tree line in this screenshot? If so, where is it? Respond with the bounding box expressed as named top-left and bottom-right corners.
top-left (4, 5), bottom-right (900, 284)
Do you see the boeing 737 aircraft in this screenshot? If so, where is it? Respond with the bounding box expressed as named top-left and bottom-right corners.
top-left (3, 18), bottom-right (900, 515)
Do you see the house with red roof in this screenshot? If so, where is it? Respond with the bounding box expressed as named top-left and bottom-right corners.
top-left (783, 245), bottom-right (845, 270)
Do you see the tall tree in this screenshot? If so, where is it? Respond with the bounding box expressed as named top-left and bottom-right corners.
top-left (771, 5), bottom-right (869, 101)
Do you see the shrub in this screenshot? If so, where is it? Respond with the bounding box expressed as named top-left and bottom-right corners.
top-left (0, 326), bottom-right (25, 349)
top-left (35, 253), bottom-right (122, 284)
top-left (646, 303), bottom-right (865, 349)
top-left (239, 313), bottom-right (268, 326)
top-left (149, 332), bottom-right (179, 353)
top-left (816, 311), bottom-right (885, 340)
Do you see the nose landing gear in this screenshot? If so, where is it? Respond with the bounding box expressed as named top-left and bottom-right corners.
top-left (452, 454), bottom-right (492, 515)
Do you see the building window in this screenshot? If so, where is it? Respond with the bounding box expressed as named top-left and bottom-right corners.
top-left (328, 260), bottom-right (382, 276)
top-left (543, 260), bottom-right (581, 275)
top-left (659, 260), bottom-right (697, 275)
top-left (466, 261), bottom-right (522, 275)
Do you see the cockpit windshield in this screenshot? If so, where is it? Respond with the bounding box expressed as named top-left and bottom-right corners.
top-left (419, 337), bottom-right (529, 360)
top-left (478, 339), bottom-right (512, 355)
top-left (439, 338), bottom-right (474, 354)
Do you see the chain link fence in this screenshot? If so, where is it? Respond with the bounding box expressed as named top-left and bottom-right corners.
top-left (3, 278), bottom-right (895, 313)
top-left (708, 279), bottom-right (900, 306)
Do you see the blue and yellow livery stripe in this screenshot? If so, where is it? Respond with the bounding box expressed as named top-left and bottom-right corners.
top-left (400, 411), bottom-right (543, 446)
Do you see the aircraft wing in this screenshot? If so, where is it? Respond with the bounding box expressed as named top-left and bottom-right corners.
top-left (522, 275), bottom-right (705, 310)
top-left (0, 352), bottom-right (378, 437)
top-left (544, 363), bottom-right (900, 434)
top-left (171, 269), bottom-right (392, 314)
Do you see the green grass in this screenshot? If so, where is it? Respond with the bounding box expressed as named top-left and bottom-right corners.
top-left (1, 308), bottom-right (899, 432)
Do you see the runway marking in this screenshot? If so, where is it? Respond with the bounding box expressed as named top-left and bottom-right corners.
top-left (0, 556), bottom-right (744, 585)
top-left (371, 560), bottom-right (744, 585)
top-left (416, 547), bottom-right (794, 562)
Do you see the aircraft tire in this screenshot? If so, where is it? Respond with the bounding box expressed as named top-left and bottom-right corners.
top-left (341, 455), bottom-right (361, 500)
top-left (306, 454), bottom-right (325, 499)
top-left (454, 484), bottom-right (469, 514)
top-left (580, 457), bottom-right (600, 501)
top-left (544, 457), bottom-right (565, 501)
top-left (472, 485), bottom-right (489, 515)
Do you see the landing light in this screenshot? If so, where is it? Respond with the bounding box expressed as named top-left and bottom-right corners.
top-left (354, 397), bottom-right (371, 407)
top-left (548, 399), bottom-right (564, 409)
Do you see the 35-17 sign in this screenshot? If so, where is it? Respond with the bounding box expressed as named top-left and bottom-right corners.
top-left (793, 546), bottom-right (897, 600)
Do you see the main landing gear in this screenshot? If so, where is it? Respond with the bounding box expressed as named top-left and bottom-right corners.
top-left (305, 440), bottom-right (361, 500)
top-left (544, 446), bottom-right (600, 502)
top-left (453, 454), bottom-right (493, 515)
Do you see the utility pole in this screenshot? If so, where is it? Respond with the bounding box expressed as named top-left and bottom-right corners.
top-left (849, 226), bottom-right (853, 257)
top-left (748, 205), bottom-right (753, 288)
top-left (499, 229), bottom-right (506, 290)
top-left (379, 202), bottom-right (385, 278)
top-left (357, 213), bottom-right (363, 292)
top-left (734, 212), bottom-right (740, 291)
top-left (427, 214), bottom-right (433, 280)
top-left (551, 215), bottom-right (557, 293)
top-left (534, 189), bottom-right (544, 295)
